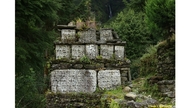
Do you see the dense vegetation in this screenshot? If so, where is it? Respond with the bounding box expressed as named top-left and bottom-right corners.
top-left (15, 0), bottom-right (91, 107)
top-left (15, 0), bottom-right (175, 107)
top-left (104, 0), bottom-right (175, 78)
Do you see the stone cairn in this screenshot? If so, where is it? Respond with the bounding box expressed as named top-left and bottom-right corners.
top-left (49, 25), bottom-right (131, 94)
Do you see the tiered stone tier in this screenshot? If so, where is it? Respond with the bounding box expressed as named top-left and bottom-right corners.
top-left (50, 25), bottom-right (131, 93)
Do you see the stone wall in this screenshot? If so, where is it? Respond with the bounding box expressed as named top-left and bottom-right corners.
top-left (157, 36), bottom-right (175, 80)
top-left (50, 25), bottom-right (131, 94)
top-left (47, 25), bottom-right (131, 107)
top-left (157, 80), bottom-right (175, 98)
top-left (46, 93), bottom-right (102, 108)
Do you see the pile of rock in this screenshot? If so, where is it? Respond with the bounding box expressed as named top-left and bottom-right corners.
top-left (117, 86), bottom-right (159, 108)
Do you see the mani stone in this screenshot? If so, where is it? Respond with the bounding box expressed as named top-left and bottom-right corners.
top-left (78, 29), bottom-right (97, 43)
top-left (55, 45), bottom-right (70, 59)
top-left (98, 70), bottom-right (121, 90)
top-left (115, 46), bottom-right (125, 60)
top-left (100, 29), bottom-right (113, 41)
top-left (61, 29), bottom-right (76, 42)
top-left (100, 45), bottom-right (114, 59)
top-left (50, 69), bottom-right (97, 93)
top-left (85, 44), bottom-right (98, 59)
top-left (72, 45), bottom-right (85, 60)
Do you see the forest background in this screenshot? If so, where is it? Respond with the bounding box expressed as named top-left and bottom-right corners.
top-left (0, 0), bottom-right (190, 108)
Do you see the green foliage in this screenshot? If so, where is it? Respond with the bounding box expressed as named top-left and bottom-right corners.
top-left (139, 45), bottom-right (158, 76)
top-left (124, 0), bottom-right (147, 12)
top-left (109, 99), bottom-right (120, 108)
top-left (15, 0), bottom-right (74, 107)
top-left (145, 0), bottom-right (175, 38)
top-left (96, 55), bottom-right (103, 60)
top-left (91, 0), bottom-right (128, 23)
top-left (105, 8), bottom-right (152, 60)
top-left (104, 86), bottom-right (124, 99)
top-left (143, 81), bottom-right (159, 97)
top-left (101, 86), bottom-right (124, 108)
top-left (80, 55), bottom-right (91, 63)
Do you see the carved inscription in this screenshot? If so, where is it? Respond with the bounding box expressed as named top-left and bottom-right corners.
top-left (100, 29), bottom-right (113, 41)
top-left (86, 44), bottom-right (98, 59)
top-left (72, 45), bottom-right (85, 60)
top-left (98, 70), bottom-right (121, 90)
top-left (61, 29), bottom-right (76, 42)
top-left (78, 29), bottom-right (96, 43)
top-left (55, 45), bottom-right (70, 59)
top-left (51, 69), bottom-right (96, 93)
top-left (100, 45), bottom-right (114, 59)
top-left (115, 46), bottom-right (125, 60)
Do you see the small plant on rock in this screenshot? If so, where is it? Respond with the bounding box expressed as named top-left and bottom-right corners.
top-left (80, 55), bottom-right (91, 63)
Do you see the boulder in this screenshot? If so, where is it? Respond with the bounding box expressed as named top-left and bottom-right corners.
top-left (123, 86), bottom-right (132, 93)
top-left (124, 92), bottom-right (137, 101)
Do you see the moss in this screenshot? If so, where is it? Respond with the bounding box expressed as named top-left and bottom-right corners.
top-left (79, 55), bottom-right (91, 64)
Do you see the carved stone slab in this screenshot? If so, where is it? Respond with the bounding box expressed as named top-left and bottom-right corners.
top-left (50, 69), bottom-right (97, 93)
top-left (78, 29), bottom-right (96, 43)
top-left (98, 70), bottom-right (121, 90)
top-left (100, 29), bottom-right (113, 41)
top-left (115, 46), bottom-right (125, 60)
top-left (86, 44), bottom-right (98, 59)
top-left (100, 45), bottom-right (114, 59)
top-left (55, 45), bottom-right (70, 59)
top-left (61, 29), bottom-right (76, 42)
top-left (72, 45), bottom-right (85, 60)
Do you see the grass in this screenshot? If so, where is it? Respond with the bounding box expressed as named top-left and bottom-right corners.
top-left (103, 86), bottom-right (125, 99)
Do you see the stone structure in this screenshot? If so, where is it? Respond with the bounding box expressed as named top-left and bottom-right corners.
top-left (46, 93), bottom-right (102, 108)
top-left (50, 25), bottom-right (131, 93)
top-left (51, 69), bottom-right (96, 93)
top-left (98, 70), bottom-right (121, 90)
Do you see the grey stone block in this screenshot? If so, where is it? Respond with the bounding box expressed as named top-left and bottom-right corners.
top-left (78, 29), bottom-right (96, 43)
top-left (100, 45), bottom-right (114, 59)
top-left (115, 46), bottom-right (124, 60)
top-left (98, 70), bottom-right (121, 90)
top-left (85, 44), bottom-right (98, 59)
top-left (61, 29), bottom-right (76, 42)
top-left (50, 69), bottom-right (96, 93)
top-left (100, 29), bottom-right (113, 41)
top-left (72, 45), bottom-right (85, 60)
top-left (55, 45), bottom-right (70, 59)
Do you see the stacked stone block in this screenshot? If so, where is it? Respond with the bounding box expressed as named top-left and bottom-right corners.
top-left (51, 25), bottom-right (131, 94)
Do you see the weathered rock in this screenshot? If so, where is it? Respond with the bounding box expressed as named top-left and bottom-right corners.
top-left (115, 46), bottom-right (125, 60)
top-left (100, 29), bottom-right (113, 41)
top-left (98, 70), bottom-right (121, 90)
top-left (85, 44), bottom-right (98, 59)
top-left (157, 80), bottom-right (175, 85)
top-left (73, 64), bottom-right (83, 68)
top-left (124, 92), bottom-right (137, 101)
top-left (148, 76), bottom-right (163, 84)
top-left (121, 77), bottom-right (128, 82)
top-left (61, 29), bottom-right (76, 42)
top-left (78, 29), bottom-right (97, 43)
top-left (123, 86), bottom-right (132, 93)
top-left (121, 68), bottom-right (129, 71)
top-left (71, 45), bottom-right (85, 60)
top-left (100, 45), bottom-right (114, 59)
top-left (55, 45), bottom-right (71, 59)
top-left (121, 71), bottom-right (128, 77)
top-left (145, 98), bottom-right (158, 106)
top-left (163, 91), bottom-right (175, 98)
top-left (84, 64), bottom-right (96, 69)
top-left (50, 69), bottom-right (97, 93)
